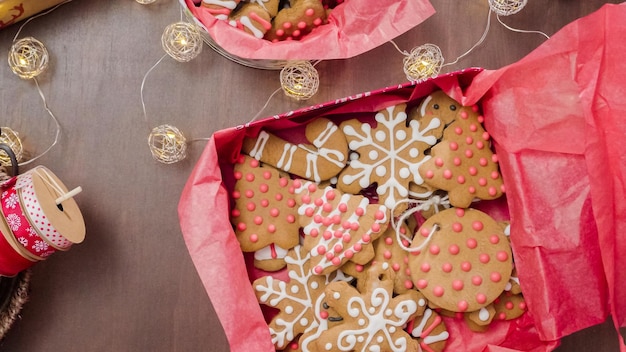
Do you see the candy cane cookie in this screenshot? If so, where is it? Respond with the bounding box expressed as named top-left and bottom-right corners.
top-left (241, 118), bottom-right (349, 183)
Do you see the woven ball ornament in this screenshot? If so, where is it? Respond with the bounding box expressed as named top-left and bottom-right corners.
top-left (148, 124), bottom-right (187, 164)
top-left (8, 37), bottom-right (49, 80)
top-left (488, 0), bottom-right (527, 16)
top-left (403, 43), bottom-right (444, 82)
top-left (280, 61), bottom-right (319, 100)
top-left (161, 22), bottom-right (203, 63)
top-left (0, 127), bottom-right (23, 166)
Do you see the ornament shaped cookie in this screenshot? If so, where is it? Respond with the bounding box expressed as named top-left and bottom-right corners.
top-left (242, 118), bottom-right (349, 183)
top-left (230, 155), bottom-right (300, 271)
top-left (406, 308), bottom-right (450, 352)
top-left (201, 0), bottom-right (241, 20)
top-left (409, 207), bottom-right (513, 312)
top-left (228, 2), bottom-right (273, 39)
top-left (295, 180), bottom-right (389, 275)
top-left (265, 0), bottom-right (327, 42)
top-left (418, 98), bottom-right (505, 208)
top-left (337, 103), bottom-right (441, 215)
top-left (319, 268), bottom-right (426, 352)
top-left (253, 246), bottom-right (352, 350)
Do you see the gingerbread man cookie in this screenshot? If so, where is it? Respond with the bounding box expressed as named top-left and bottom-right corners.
top-left (418, 99), bottom-right (505, 208)
top-left (319, 268), bottom-right (426, 352)
top-left (230, 155), bottom-right (301, 271)
top-left (295, 180), bottom-right (389, 276)
top-left (242, 118), bottom-right (349, 183)
top-left (253, 246), bottom-right (352, 351)
top-left (408, 207), bottom-right (513, 313)
top-left (337, 103), bottom-right (442, 215)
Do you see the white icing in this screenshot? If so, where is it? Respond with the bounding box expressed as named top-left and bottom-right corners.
top-left (238, 16), bottom-right (265, 39)
top-left (202, 0), bottom-right (237, 9)
top-left (420, 95), bottom-right (433, 117)
top-left (248, 130), bottom-right (269, 160)
top-left (411, 309), bottom-right (449, 346)
top-left (341, 105), bottom-right (441, 210)
top-left (478, 307), bottom-right (490, 321)
top-left (254, 243), bottom-right (288, 261)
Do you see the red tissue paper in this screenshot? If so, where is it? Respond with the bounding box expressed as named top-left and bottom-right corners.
top-left (178, 3), bottom-right (626, 351)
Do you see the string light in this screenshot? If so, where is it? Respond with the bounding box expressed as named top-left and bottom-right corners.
top-left (147, 124), bottom-right (188, 164)
top-left (8, 37), bottom-right (49, 80)
top-left (280, 61), bottom-right (319, 100)
top-left (161, 22), bottom-right (203, 62)
top-left (0, 127), bottom-right (24, 167)
top-left (488, 0), bottom-right (527, 16)
top-left (402, 44), bottom-right (444, 82)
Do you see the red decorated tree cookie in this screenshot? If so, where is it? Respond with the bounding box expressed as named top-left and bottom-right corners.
top-left (418, 105), bottom-right (505, 208)
top-left (295, 181), bottom-right (389, 276)
top-left (230, 155), bottom-right (301, 271)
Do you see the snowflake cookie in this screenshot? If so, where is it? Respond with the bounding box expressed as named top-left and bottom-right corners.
top-left (337, 103), bottom-right (441, 215)
top-left (294, 180), bottom-right (389, 276)
top-left (253, 245), bottom-right (351, 351)
top-left (318, 268), bottom-right (426, 352)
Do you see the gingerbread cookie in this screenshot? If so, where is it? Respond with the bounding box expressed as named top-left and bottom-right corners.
top-left (319, 268), bottom-right (425, 352)
top-left (464, 305), bottom-right (496, 332)
top-left (418, 98), bottom-right (505, 208)
top-left (201, 0), bottom-right (241, 20)
top-left (337, 103), bottom-right (442, 215)
top-left (341, 219), bottom-right (417, 294)
top-left (265, 0), bottom-right (327, 42)
top-left (408, 207), bottom-right (513, 313)
top-left (253, 245), bottom-right (352, 351)
top-left (228, 2), bottom-right (273, 39)
top-left (230, 154), bottom-right (300, 271)
top-left (492, 291), bottom-right (527, 321)
top-left (406, 308), bottom-right (450, 352)
top-left (295, 180), bottom-right (389, 276)
top-left (242, 118), bottom-right (349, 183)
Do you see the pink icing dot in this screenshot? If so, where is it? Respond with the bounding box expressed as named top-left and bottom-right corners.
top-left (362, 234), bottom-right (372, 243)
top-left (310, 228), bottom-right (319, 237)
top-left (354, 243), bottom-right (362, 252)
top-left (420, 262), bottom-right (431, 273)
top-left (425, 170), bottom-right (434, 179)
top-left (345, 250), bottom-right (354, 259)
top-left (249, 234), bottom-right (258, 242)
top-left (385, 237), bottom-right (393, 245)
top-left (454, 127), bottom-right (463, 135)
top-left (270, 208), bottom-right (279, 217)
top-left (319, 311), bottom-right (328, 320)
top-left (478, 177), bottom-right (488, 186)
top-left (519, 301), bottom-right (527, 310)
top-left (476, 141), bottom-right (484, 149)
top-left (276, 29), bottom-right (285, 36)
top-left (325, 252), bottom-right (334, 260)
top-left (280, 177), bottom-right (290, 187)
top-left (392, 263), bottom-right (400, 271)
top-left (275, 193), bottom-right (283, 201)
top-left (250, 159), bottom-right (259, 167)
top-left (465, 149), bottom-right (473, 158)
top-left (404, 280), bottom-right (414, 289)
top-left (501, 184), bottom-right (506, 193)
top-left (254, 216), bottom-right (263, 225)
top-left (489, 235), bottom-right (500, 244)
top-left (305, 207), bottom-right (315, 217)
top-left (246, 202), bottom-right (256, 211)
top-left (460, 111), bottom-right (468, 119)
top-left (491, 171), bottom-right (500, 179)
top-left (478, 115), bottom-right (485, 123)
top-left (479, 253), bottom-right (490, 264)
top-left (506, 301), bottom-right (514, 310)
top-left (333, 244), bottom-right (342, 253)
top-left (267, 224), bottom-right (276, 233)
top-left (305, 8), bottom-right (315, 16)
top-left (456, 208), bottom-right (465, 217)
top-left (315, 198), bottom-right (324, 207)
top-left (488, 186), bottom-right (498, 196)
top-left (469, 124), bottom-right (478, 132)
top-left (442, 263), bottom-right (452, 273)
top-left (416, 279), bottom-right (428, 289)
top-left (435, 158), bottom-right (444, 167)
top-left (498, 312), bottom-right (507, 320)
top-left (232, 191), bottom-right (241, 199)
top-left (492, 154), bottom-right (499, 163)
top-left (490, 272), bottom-right (502, 282)
top-left (283, 21), bottom-right (292, 29)
top-left (260, 199), bottom-right (269, 207)
top-left (334, 230), bottom-right (343, 238)
top-left (297, 21), bottom-right (306, 29)
top-left (292, 29), bottom-right (301, 37)
top-left (231, 209), bottom-right (240, 217)
top-left (246, 173), bottom-right (255, 182)
top-left (449, 244), bottom-right (460, 255)
top-left (343, 234), bottom-right (352, 243)
top-left (466, 238), bottom-right (478, 249)
top-left (452, 280), bottom-right (464, 291)
top-left (383, 250), bottom-right (392, 259)
top-left (443, 170), bottom-right (453, 179)
top-left (286, 199), bottom-right (296, 208)
top-left (338, 203), bottom-right (348, 212)
top-left (301, 194), bottom-right (311, 204)
top-left (420, 227), bottom-right (431, 237)
top-left (468, 186), bottom-right (476, 194)
top-left (449, 142), bottom-right (459, 151)
top-left (452, 222), bottom-right (463, 232)
top-left (482, 131), bottom-right (490, 141)
top-left (479, 157), bottom-right (488, 166)
top-left (313, 17), bottom-right (323, 26)
top-left (496, 251), bottom-right (509, 261)
top-left (317, 245), bottom-right (326, 255)
top-left (237, 222), bottom-right (247, 231)
top-left (466, 136), bottom-right (474, 145)
top-left (472, 275), bottom-right (483, 286)
top-left (468, 166), bottom-right (478, 176)
top-left (461, 261), bottom-right (472, 272)
top-left (351, 223), bottom-right (360, 231)
top-left (355, 207), bottom-right (365, 216)
top-left (476, 293), bottom-right (487, 304)
top-left (323, 231), bottom-right (332, 240)
top-left (322, 202), bottom-right (333, 212)
top-left (472, 221), bottom-right (484, 231)
top-left (453, 157), bottom-right (462, 166)
top-left (355, 264), bottom-right (364, 272)
top-left (314, 266), bottom-right (323, 274)
top-left (263, 171), bottom-right (271, 180)
top-left (234, 171), bottom-right (243, 180)
top-left (313, 214), bottom-right (323, 223)
top-left (458, 175), bottom-right (467, 184)
top-left (433, 286), bottom-right (444, 297)
top-left (370, 223), bottom-right (380, 233)
top-left (375, 210), bottom-right (385, 221)
top-left (429, 245), bottom-right (440, 255)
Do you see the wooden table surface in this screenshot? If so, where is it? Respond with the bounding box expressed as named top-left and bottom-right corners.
top-left (0, 0), bottom-right (621, 351)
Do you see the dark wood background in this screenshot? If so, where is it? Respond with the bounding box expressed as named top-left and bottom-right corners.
top-left (0, 0), bottom-right (621, 350)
